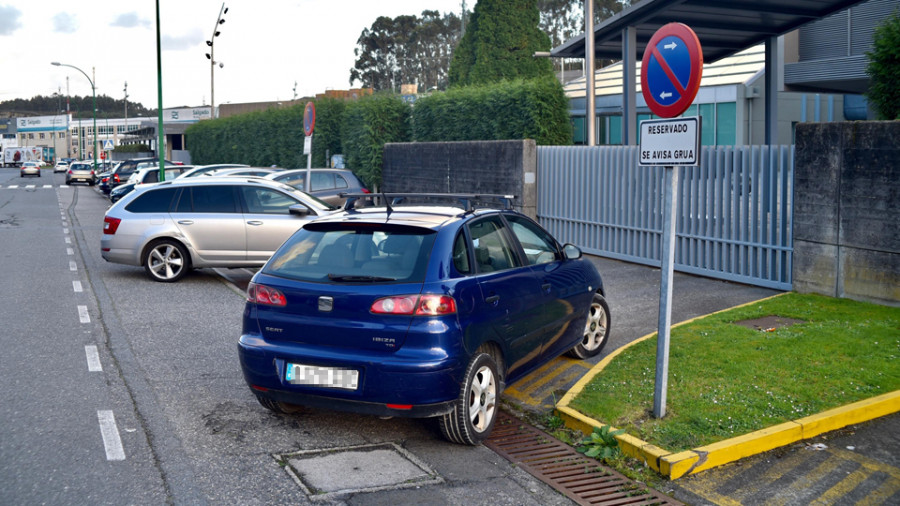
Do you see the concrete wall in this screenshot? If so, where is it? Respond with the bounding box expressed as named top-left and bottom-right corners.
top-left (382, 140), bottom-right (538, 219)
top-left (793, 121), bottom-right (900, 306)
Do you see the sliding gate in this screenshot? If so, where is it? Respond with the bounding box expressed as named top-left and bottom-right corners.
top-left (537, 145), bottom-right (793, 290)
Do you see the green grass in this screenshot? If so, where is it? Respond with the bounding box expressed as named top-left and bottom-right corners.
top-left (569, 293), bottom-right (900, 453)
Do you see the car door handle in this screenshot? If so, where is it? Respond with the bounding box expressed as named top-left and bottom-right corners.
top-left (542, 283), bottom-right (552, 293)
top-left (177, 220), bottom-right (193, 225)
top-left (485, 295), bottom-right (500, 305)
top-left (247, 221), bottom-right (264, 226)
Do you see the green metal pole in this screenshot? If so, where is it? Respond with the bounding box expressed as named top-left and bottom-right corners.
top-left (92, 85), bottom-right (97, 174)
top-left (156, 0), bottom-right (166, 180)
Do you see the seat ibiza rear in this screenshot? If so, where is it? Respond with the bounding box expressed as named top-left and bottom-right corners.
top-left (238, 194), bottom-right (610, 444)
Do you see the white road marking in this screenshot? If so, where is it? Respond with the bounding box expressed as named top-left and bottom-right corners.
top-left (73, 280), bottom-right (83, 292)
top-left (67, 248), bottom-right (74, 255)
top-left (63, 228), bottom-right (69, 234)
top-left (69, 260), bottom-right (77, 271)
top-left (26, 185), bottom-right (35, 189)
top-left (85, 345), bottom-right (102, 372)
top-left (43, 185), bottom-right (52, 189)
top-left (8, 185), bottom-right (18, 189)
top-left (97, 411), bottom-right (126, 461)
top-left (78, 305), bottom-right (90, 323)
top-left (65, 237), bottom-right (71, 244)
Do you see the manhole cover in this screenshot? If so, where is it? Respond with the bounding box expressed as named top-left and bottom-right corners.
top-left (275, 442), bottom-right (443, 501)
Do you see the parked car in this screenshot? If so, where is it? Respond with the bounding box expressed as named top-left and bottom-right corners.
top-left (53, 161), bottom-right (69, 173)
top-left (110, 166), bottom-right (193, 203)
top-left (65, 161), bottom-right (95, 185)
top-left (177, 164), bottom-right (250, 178)
top-left (237, 193), bottom-right (610, 445)
top-left (101, 177), bottom-right (337, 282)
top-left (101, 158), bottom-right (174, 194)
top-left (20, 161), bottom-right (42, 177)
top-left (205, 167), bottom-right (279, 178)
top-left (265, 168), bottom-right (369, 206)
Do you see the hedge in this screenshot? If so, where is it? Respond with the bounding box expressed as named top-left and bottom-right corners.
top-left (185, 77), bottom-right (570, 188)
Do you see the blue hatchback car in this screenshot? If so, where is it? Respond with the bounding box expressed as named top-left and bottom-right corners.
top-left (238, 194), bottom-right (610, 444)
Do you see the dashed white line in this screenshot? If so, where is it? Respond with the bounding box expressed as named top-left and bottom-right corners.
top-left (8, 185), bottom-right (18, 189)
top-left (26, 185), bottom-right (35, 189)
top-left (78, 305), bottom-right (90, 323)
top-left (85, 345), bottom-right (102, 372)
top-left (65, 237), bottom-right (71, 244)
top-left (63, 228), bottom-right (69, 234)
top-left (97, 411), bottom-right (126, 461)
top-left (43, 185), bottom-right (52, 189)
top-left (73, 280), bottom-right (83, 292)
top-left (67, 247), bottom-right (74, 255)
top-left (69, 260), bottom-right (77, 271)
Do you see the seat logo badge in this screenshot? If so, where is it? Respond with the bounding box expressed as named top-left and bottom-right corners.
top-left (318, 296), bottom-right (334, 312)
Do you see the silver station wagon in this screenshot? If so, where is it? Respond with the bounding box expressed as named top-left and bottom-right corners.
top-left (101, 177), bottom-right (335, 282)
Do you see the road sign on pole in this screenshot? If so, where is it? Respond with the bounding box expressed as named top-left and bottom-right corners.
top-left (640, 23), bottom-right (703, 419)
top-left (304, 102), bottom-right (316, 192)
top-left (641, 23), bottom-right (703, 119)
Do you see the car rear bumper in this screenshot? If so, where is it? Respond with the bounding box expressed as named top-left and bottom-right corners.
top-left (238, 333), bottom-right (464, 418)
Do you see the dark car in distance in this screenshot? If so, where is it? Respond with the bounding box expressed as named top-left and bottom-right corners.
top-left (238, 193), bottom-right (611, 445)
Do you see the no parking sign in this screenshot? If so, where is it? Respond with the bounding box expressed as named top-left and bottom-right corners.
top-left (640, 23), bottom-right (703, 118)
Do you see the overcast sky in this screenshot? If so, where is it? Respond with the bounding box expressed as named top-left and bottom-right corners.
top-left (1, 0), bottom-right (465, 114)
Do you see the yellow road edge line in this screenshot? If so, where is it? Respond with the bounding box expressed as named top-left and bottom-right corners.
top-left (554, 293), bottom-right (900, 480)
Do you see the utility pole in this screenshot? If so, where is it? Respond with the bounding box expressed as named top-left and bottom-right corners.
top-left (66, 76), bottom-right (71, 159)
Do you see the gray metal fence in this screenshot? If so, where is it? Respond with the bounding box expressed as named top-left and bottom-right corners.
top-left (537, 145), bottom-right (793, 290)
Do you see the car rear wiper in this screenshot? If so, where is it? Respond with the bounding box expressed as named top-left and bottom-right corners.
top-left (327, 274), bottom-right (396, 282)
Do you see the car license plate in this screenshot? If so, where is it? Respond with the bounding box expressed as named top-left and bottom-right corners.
top-left (286, 363), bottom-right (359, 390)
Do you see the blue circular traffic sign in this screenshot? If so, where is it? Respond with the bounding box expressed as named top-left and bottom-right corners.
top-left (641, 23), bottom-right (703, 118)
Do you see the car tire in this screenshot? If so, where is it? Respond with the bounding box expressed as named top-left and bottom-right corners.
top-left (439, 352), bottom-right (499, 445)
top-left (566, 293), bottom-right (611, 359)
top-left (143, 239), bottom-right (191, 282)
top-left (255, 395), bottom-right (304, 414)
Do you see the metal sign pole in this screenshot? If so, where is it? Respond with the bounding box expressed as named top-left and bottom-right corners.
top-left (653, 164), bottom-right (679, 418)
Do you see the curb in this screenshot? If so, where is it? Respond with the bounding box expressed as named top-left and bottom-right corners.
top-left (555, 294), bottom-right (900, 480)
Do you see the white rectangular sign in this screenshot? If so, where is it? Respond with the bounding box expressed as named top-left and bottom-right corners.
top-left (303, 135), bottom-right (311, 155)
top-left (639, 117), bottom-right (700, 166)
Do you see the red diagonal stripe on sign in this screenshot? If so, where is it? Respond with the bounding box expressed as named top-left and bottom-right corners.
top-left (651, 45), bottom-right (686, 95)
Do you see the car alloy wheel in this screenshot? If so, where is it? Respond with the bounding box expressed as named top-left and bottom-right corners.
top-left (144, 239), bottom-right (190, 282)
top-left (567, 293), bottom-right (610, 359)
top-left (439, 352), bottom-right (499, 445)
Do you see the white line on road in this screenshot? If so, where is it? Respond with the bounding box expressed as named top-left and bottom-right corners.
top-left (78, 305), bottom-right (90, 323)
top-left (73, 280), bottom-right (82, 292)
top-left (65, 237), bottom-right (71, 244)
top-left (26, 185), bottom-right (35, 189)
top-left (67, 247), bottom-right (74, 255)
top-left (43, 185), bottom-right (52, 189)
top-left (69, 260), bottom-right (77, 271)
top-left (7, 185), bottom-right (18, 189)
top-left (63, 228), bottom-right (69, 234)
top-left (97, 411), bottom-right (126, 461)
top-left (85, 345), bottom-right (102, 372)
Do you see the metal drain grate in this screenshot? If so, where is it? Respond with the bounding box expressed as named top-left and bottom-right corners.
top-left (485, 412), bottom-right (682, 506)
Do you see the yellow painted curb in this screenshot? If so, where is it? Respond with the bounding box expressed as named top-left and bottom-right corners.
top-left (555, 293), bottom-right (900, 480)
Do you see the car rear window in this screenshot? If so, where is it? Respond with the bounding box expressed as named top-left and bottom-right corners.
top-left (125, 188), bottom-right (179, 213)
top-left (264, 224), bottom-right (436, 283)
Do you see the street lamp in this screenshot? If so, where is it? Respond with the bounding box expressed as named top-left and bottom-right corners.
top-left (52, 61), bottom-right (97, 173)
top-left (205, 3), bottom-right (228, 118)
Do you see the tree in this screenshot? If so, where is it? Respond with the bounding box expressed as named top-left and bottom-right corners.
top-left (350, 11), bottom-right (464, 92)
top-left (537, 1), bottom-right (632, 75)
top-left (866, 8), bottom-right (900, 120)
top-left (449, 0), bottom-right (554, 86)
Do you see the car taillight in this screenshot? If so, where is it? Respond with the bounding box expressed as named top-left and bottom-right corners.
top-left (361, 188), bottom-right (371, 194)
top-left (370, 295), bottom-right (456, 316)
top-left (114, 174), bottom-right (120, 183)
top-left (67, 169), bottom-right (73, 175)
top-left (247, 282), bottom-right (287, 306)
top-left (103, 216), bottom-right (121, 235)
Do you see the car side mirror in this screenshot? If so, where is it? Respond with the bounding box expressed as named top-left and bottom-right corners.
top-left (289, 205), bottom-right (310, 217)
top-left (563, 243), bottom-right (582, 260)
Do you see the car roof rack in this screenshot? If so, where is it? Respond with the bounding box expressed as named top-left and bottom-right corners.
top-left (340, 192), bottom-right (516, 212)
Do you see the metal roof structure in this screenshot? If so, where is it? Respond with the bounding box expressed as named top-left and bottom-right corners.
top-left (551, 0), bottom-right (872, 64)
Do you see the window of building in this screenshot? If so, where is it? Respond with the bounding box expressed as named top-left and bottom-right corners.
top-left (716, 103), bottom-right (736, 145)
top-left (39, 133), bottom-right (45, 139)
